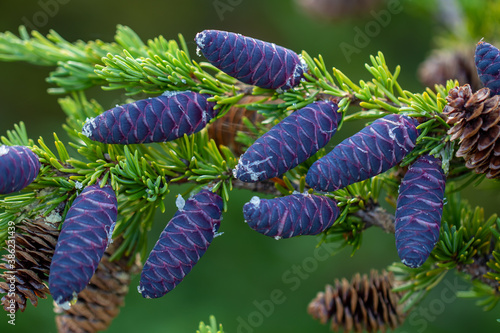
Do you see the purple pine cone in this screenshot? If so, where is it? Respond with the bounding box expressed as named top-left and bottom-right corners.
top-left (243, 193), bottom-right (339, 239)
top-left (195, 29), bottom-right (307, 90)
top-left (49, 184), bottom-right (117, 307)
top-left (475, 41), bottom-right (500, 96)
top-left (139, 189), bottom-right (223, 298)
top-left (82, 91), bottom-right (217, 144)
top-left (234, 100), bottom-right (341, 182)
top-left (0, 145), bottom-right (40, 194)
top-left (306, 114), bottom-right (420, 192)
top-left (395, 154), bottom-right (446, 268)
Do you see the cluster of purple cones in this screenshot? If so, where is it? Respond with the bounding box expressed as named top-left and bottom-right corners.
top-left (10, 31), bottom-right (500, 307)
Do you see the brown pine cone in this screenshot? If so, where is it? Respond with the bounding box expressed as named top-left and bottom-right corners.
top-left (54, 237), bottom-right (141, 333)
top-left (0, 217), bottom-right (60, 312)
top-left (307, 270), bottom-right (406, 333)
top-left (443, 84), bottom-right (500, 178)
top-left (207, 95), bottom-right (264, 155)
top-left (418, 48), bottom-right (482, 91)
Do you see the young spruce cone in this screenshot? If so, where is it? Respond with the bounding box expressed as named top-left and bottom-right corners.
top-left (234, 100), bottom-right (341, 182)
top-left (395, 154), bottom-right (446, 268)
top-left (195, 30), bottom-right (307, 90)
top-left (443, 84), bottom-right (500, 178)
top-left (475, 40), bottom-right (500, 96)
top-left (243, 193), bottom-right (340, 239)
top-left (0, 145), bottom-right (40, 194)
top-left (55, 237), bottom-right (141, 333)
top-left (306, 114), bottom-right (420, 192)
top-left (49, 184), bottom-right (118, 308)
top-left (82, 91), bottom-right (217, 144)
top-left (308, 270), bottom-right (406, 333)
top-left (139, 190), bottom-right (223, 299)
top-left (0, 217), bottom-right (60, 312)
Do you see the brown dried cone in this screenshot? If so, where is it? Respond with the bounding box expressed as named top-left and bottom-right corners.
top-left (207, 95), bottom-right (264, 155)
top-left (295, 0), bottom-right (384, 21)
top-left (54, 237), bottom-right (141, 333)
top-left (443, 84), bottom-right (500, 178)
top-left (307, 270), bottom-right (406, 333)
top-left (0, 217), bottom-right (60, 312)
top-left (418, 48), bottom-right (482, 91)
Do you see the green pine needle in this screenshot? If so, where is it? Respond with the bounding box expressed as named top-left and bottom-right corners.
top-left (197, 315), bottom-right (224, 333)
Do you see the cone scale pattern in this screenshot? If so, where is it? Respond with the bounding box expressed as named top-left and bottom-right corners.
top-left (0, 145), bottom-right (40, 194)
top-left (243, 193), bottom-right (340, 239)
top-left (308, 270), bottom-right (406, 333)
top-left (234, 100), bottom-right (341, 182)
top-left (207, 95), bottom-right (265, 155)
top-left (195, 30), bottom-right (307, 90)
top-left (82, 91), bottom-right (217, 144)
top-left (475, 41), bottom-right (500, 96)
top-left (55, 237), bottom-right (141, 333)
top-left (49, 184), bottom-right (117, 308)
top-left (139, 190), bottom-right (223, 299)
top-left (0, 218), bottom-right (59, 312)
top-left (395, 154), bottom-right (446, 268)
top-left (306, 114), bottom-right (420, 192)
top-left (443, 84), bottom-right (500, 178)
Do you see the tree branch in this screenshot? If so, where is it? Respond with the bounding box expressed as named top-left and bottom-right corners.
top-left (355, 203), bottom-right (500, 293)
top-left (457, 254), bottom-right (500, 292)
top-left (355, 204), bottom-right (395, 234)
top-left (232, 179), bottom-right (283, 197)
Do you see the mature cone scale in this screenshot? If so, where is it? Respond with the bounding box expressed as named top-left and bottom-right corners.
top-left (243, 193), bottom-right (340, 239)
top-left (195, 30), bottom-right (307, 90)
top-left (234, 100), bottom-right (341, 182)
top-left (55, 238), bottom-right (141, 333)
top-left (0, 145), bottom-right (40, 194)
top-left (139, 190), bottom-right (223, 299)
top-left (443, 84), bottom-right (500, 178)
top-left (306, 114), bottom-right (420, 192)
top-left (395, 154), bottom-right (446, 268)
top-left (82, 91), bottom-right (217, 144)
top-left (207, 95), bottom-right (265, 155)
top-left (308, 270), bottom-right (406, 333)
top-left (0, 218), bottom-right (59, 312)
top-left (475, 41), bottom-right (500, 96)
top-left (49, 184), bottom-right (118, 307)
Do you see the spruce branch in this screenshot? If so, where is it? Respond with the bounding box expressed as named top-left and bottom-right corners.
top-left (354, 204), bottom-right (395, 234)
top-left (0, 24), bottom-right (499, 330)
top-left (0, 25), bottom-right (121, 93)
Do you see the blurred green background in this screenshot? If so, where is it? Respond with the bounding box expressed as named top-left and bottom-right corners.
top-left (0, 0), bottom-right (499, 332)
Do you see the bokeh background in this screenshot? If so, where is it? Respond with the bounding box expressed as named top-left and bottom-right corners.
top-left (0, 0), bottom-right (499, 332)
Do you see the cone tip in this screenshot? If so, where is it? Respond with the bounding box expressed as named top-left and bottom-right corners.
top-left (401, 257), bottom-right (424, 269)
top-left (195, 31), bottom-right (207, 49)
top-left (0, 145), bottom-right (8, 156)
